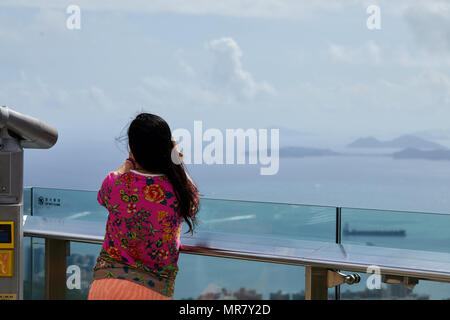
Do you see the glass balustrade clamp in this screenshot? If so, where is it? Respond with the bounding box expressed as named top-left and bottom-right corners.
top-left (327, 269), bottom-right (361, 287)
top-left (305, 266), bottom-right (361, 300)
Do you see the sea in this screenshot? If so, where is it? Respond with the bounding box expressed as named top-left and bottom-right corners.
top-left (24, 154), bottom-right (450, 300)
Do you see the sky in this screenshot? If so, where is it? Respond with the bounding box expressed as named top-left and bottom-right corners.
top-left (1, 0), bottom-right (450, 189)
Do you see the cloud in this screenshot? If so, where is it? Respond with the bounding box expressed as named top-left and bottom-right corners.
top-left (88, 86), bottom-right (113, 110)
top-left (404, 2), bottom-right (450, 54)
top-left (0, 70), bottom-right (121, 126)
top-left (393, 46), bottom-right (450, 68)
top-left (132, 37), bottom-right (277, 109)
top-left (409, 71), bottom-right (450, 106)
top-left (328, 41), bottom-right (382, 64)
top-left (121, 37), bottom-right (277, 107)
top-left (0, 35), bottom-right (276, 131)
top-left (206, 37), bottom-right (276, 101)
top-left (295, 69), bottom-right (450, 114)
top-left (393, 2), bottom-right (450, 68)
top-left (0, 72), bottom-right (51, 111)
top-left (130, 75), bottom-right (220, 112)
top-left (174, 50), bottom-right (196, 77)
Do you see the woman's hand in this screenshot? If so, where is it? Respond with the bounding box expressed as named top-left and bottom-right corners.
top-left (171, 139), bottom-right (184, 164)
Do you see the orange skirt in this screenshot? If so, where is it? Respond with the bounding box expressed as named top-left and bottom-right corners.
top-left (88, 279), bottom-right (173, 300)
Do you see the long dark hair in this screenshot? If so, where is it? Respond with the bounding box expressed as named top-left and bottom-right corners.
top-left (127, 113), bottom-right (198, 233)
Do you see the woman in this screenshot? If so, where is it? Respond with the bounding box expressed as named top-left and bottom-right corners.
top-left (88, 113), bottom-right (199, 300)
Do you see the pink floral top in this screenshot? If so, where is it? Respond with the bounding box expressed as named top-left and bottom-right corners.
top-left (92, 170), bottom-right (198, 297)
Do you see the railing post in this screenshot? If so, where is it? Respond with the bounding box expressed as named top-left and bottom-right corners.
top-left (335, 207), bottom-right (342, 300)
top-left (45, 238), bottom-right (69, 300)
top-left (305, 266), bottom-right (328, 300)
top-left (336, 207), bottom-right (342, 244)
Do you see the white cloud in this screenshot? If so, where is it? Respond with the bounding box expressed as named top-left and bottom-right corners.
top-left (206, 37), bottom-right (276, 101)
top-left (174, 50), bottom-right (196, 77)
top-left (404, 1), bottom-right (450, 54)
top-left (295, 69), bottom-right (450, 114)
top-left (0, 70), bottom-right (122, 126)
top-left (409, 71), bottom-right (450, 106)
top-left (131, 75), bottom-right (220, 111)
top-left (88, 86), bottom-right (113, 110)
top-left (132, 46), bottom-right (276, 109)
top-left (0, 35), bottom-right (276, 129)
top-left (365, 41), bottom-right (382, 64)
top-left (328, 41), bottom-right (382, 64)
top-left (129, 37), bottom-right (277, 108)
top-left (394, 46), bottom-right (450, 68)
top-left (328, 44), bottom-right (358, 64)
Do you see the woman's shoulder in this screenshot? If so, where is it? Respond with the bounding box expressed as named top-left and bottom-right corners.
top-left (106, 170), bottom-right (123, 180)
top-left (100, 171), bottom-right (125, 187)
top-left (103, 171), bottom-right (172, 189)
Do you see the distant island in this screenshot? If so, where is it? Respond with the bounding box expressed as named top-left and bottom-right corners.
top-left (347, 134), bottom-right (446, 150)
top-left (252, 133), bottom-right (450, 161)
top-left (252, 146), bottom-right (339, 158)
top-left (278, 146), bottom-right (339, 158)
top-left (392, 148), bottom-right (450, 161)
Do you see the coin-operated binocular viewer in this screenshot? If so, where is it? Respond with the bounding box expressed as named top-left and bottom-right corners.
top-left (0, 106), bottom-right (58, 299)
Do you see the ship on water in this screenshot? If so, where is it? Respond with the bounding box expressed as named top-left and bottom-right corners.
top-left (343, 223), bottom-right (406, 237)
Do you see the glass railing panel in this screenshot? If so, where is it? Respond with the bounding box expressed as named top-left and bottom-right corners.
top-left (53, 240), bottom-right (311, 300)
top-left (66, 242), bottom-right (102, 300)
top-left (27, 239), bottom-right (314, 300)
top-left (26, 238), bottom-right (102, 300)
top-left (28, 188), bottom-right (338, 242)
top-left (28, 237), bottom-right (45, 300)
top-left (25, 188), bottom-right (339, 299)
top-left (341, 207), bottom-right (450, 253)
top-left (197, 198), bottom-right (336, 242)
top-left (175, 254), bottom-right (307, 300)
top-left (24, 187), bottom-right (31, 215)
top-left (23, 188), bottom-right (33, 299)
top-left (27, 187), bottom-right (105, 298)
top-left (30, 187), bottom-right (106, 222)
top-left (22, 236), bottom-right (33, 300)
top-left (340, 207), bottom-right (450, 299)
